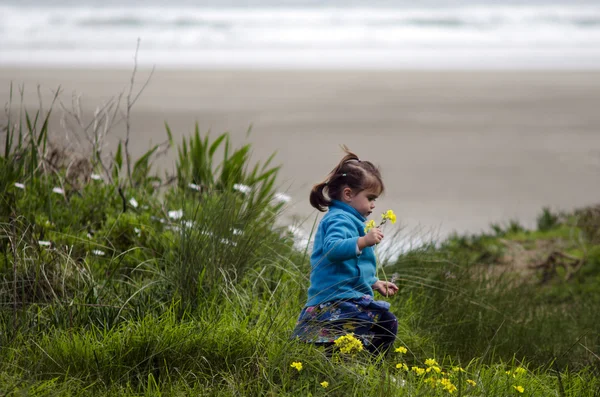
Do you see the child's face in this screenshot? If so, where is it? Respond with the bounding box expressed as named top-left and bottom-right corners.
top-left (347, 189), bottom-right (378, 218)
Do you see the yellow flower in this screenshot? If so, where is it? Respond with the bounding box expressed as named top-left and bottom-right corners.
top-left (382, 209), bottom-right (397, 224)
top-left (396, 363), bottom-right (408, 371)
top-left (290, 361), bottom-right (303, 371)
top-left (411, 366), bottom-right (425, 376)
top-left (513, 385), bottom-right (525, 393)
top-left (467, 379), bottom-right (477, 387)
top-left (334, 333), bottom-right (364, 354)
top-left (438, 378), bottom-right (458, 393)
top-left (514, 367), bottom-right (527, 375)
top-left (395, 346), bottom-right (408, 354)
top-left (320, 381), bottom-right (329, 388)
top-left (424, 377), bottom-right (437, 388)
top-left (451, 366), bottom-right (465, 373)
top-left (364, 219), bottom-right (376, 233)
top-left (424, 358), bottom-right (439, 367)
top-left (426, 365), bottom-right (442, 374)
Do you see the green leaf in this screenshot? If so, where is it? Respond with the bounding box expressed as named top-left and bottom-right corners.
top-left (164, 121), bottom-right (173, 146)
top-left (113, 142), bottom-right (123, 181)
top-left (132, 145), bottom-right (158, 186)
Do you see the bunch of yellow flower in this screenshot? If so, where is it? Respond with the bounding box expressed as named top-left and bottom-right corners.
top-left (381, 209), bottom-right (397, 225)
top-left (396, 363), bottom-right (409, 371)
top-left (513, 385), bottom-right (525, 393)
top-left (334, 333), bottom-right (364, 354)
top-left (411, 366), bottom-right (426, 376)
top-left (426, 365), bottom-right (442, 374)
top-left (394, 346), bottom-right (408, 354)
top-left (439, 378), bottom-right (458, 394)
top-left (364, 219), bottom-right (376, 233)
top-left (320, 381), bottom-right (329, 388)
top-left (364, 209), bottom-right (397, 233)
top-left (290, 361), bottom-right (303, 371)
top-left (424, 377), bottom-right (437, 388)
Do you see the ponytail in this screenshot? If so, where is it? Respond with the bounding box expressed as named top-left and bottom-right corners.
top-left (310, 182), bottom-right (330, 212)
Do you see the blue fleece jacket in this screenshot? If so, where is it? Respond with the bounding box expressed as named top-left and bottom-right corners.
top-left (305, 200), bottom-right (378, 307)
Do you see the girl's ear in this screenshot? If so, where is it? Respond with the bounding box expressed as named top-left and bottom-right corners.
top-left (341, 187), bottom-right (354, 203)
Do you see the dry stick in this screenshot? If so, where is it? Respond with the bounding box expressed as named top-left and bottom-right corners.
top-left (124, 38), bottom-right (156, 187)
top-left (58, 86), bottom-right (120, 182)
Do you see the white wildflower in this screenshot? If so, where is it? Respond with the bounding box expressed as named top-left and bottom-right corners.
top-left (134, 227), bottom-right (141, 236)
top-left (91, 250), bottom-right (105, 256)
top-left (220, 238), bottom-right (238, 247)
top-left (38, 240), bottom-right (51, 247)
top-left (52, 187), bottom-right (65, 195)
top-left (90, 174), bottom-right (102, 181)
top-left (232, 228), bottom-right (243, 236)
top-left (87, 233), bottom-right (93, 239)
top-left (274, 192), bottom-right (291, 204)
top-left (183, 220), bottom-right (195, 228)
top-left (188, 183), bottom-right (201, 191)
top-left (14, 182), bottom-right (25, 189)
top-left (233, 183), bottom-right (251, 194)
top-left (168, 209), bottom-right (183, 220)
top-left (129, 198), bottom-right (139, 208)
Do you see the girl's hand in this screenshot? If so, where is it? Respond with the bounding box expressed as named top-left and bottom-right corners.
top-left (372, 280), bottom-right (399, 297)
top-left (359, 228), bottom-right (384, 249)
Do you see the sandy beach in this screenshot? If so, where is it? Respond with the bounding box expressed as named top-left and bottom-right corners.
top-left (2, 68), bottom-right (600, 240)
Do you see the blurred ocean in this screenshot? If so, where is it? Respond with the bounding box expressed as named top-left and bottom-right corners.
top-left (2, 0), bottom-right (600, 68)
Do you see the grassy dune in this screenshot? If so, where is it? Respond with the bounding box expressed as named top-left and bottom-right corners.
top-left (1, 85), bottom-right (599, 396)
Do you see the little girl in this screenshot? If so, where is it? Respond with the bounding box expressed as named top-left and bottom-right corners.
top-left (291, 147), bottom-right (399, 354)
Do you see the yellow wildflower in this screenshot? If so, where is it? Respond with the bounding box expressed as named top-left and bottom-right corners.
top-left (439, 378), bottom-right (457, 394)
top-left (364, 219), bottom-right (376, 233)
top-left (426, 365), bottom-right (442, 374)
top-left (451, 366), bottom-right (465, 373)
top-left (396, 363), bottom-right (409, 371)
top-left (320, 381), bottom-right (329, 388)
top-left (411, 366), bottom-right (426, 376)
top-left (395, 346), bottom-right (408, 354)
top-left (382, 209), bottom-right (397, 224)
top-left (513, 385), bottom-right (525, 393)
top-left (467, 379), bottom-right (477, 387)
top-left (505, 370), bottom-right (512, 375)
top-left (424, 377), bottom-right (437, 388)
top-left (334, 333), bottom-right (364, 354)
top-left (425, 358), bottom-right (439, 367)
top-left (290, 361), bottom-right (303, 371)
top-left (514, 367), bottom-right (527, 375)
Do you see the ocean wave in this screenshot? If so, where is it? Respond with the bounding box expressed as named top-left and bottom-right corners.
top-left (2, 4), bottom-right (600, 67)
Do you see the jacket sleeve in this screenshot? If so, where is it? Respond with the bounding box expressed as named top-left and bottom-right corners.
top-left (322, 215), bottom-right (360, 262)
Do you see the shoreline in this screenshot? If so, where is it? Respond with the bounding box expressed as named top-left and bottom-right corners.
top-left (2, 68), bottom-right (600, 238)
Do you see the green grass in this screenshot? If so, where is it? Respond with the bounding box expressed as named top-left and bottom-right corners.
top-left (1, 87), bottom-right (599, 395)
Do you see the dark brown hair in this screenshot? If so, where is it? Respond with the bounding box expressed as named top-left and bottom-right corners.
top-left (310, 146), bottom-right (384, 212)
